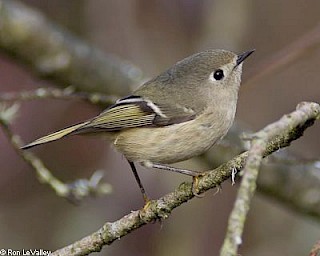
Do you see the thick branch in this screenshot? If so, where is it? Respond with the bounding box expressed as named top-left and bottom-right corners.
top-left (0, 0), bottom-right (143, 96)
top-left (52, 102), bottom-right (320, 256)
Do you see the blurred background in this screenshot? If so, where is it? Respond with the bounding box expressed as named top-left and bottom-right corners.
top-left (0, 1), bottom-right (320, 255)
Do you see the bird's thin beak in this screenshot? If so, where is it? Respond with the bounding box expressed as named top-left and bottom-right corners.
top-left (236, 49), bottom-right (255, 67)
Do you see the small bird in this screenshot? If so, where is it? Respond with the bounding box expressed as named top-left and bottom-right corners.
top-left (22, 49), bottom-right (254, 202)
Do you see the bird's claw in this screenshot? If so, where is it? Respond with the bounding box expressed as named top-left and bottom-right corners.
top-left (192, 175), bottom-right (205, 198)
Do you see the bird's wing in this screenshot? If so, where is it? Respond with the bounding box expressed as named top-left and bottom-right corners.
top-left (76, 95), bottom-right (196, 133)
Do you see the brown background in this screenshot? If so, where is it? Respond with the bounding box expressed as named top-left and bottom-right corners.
top-left (0, 1), bottom-right (319, 255)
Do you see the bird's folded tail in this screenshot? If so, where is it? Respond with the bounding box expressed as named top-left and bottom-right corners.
top-left (21, 122), bottom-right (88, 150)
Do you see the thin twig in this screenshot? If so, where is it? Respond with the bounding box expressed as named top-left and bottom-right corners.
top-left (0, 87), bottom-right (118, 106)
top-left (0, 104), bottom-right (112, 201)
top-left (52, 102), bottom-right (320, 256)
top-left (220, 102), bottom-right (320, 256)
top-left (244, 22), bottom-right (320, 88)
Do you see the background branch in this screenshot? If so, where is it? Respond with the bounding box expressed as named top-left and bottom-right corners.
top-left (0, 87), bottom-right (117, 106)
top-left (244, 22), bottom-right (320, 89)
top-left (0, 0), bottom-right (143, 96)
top-left (0, 103), bottom-right (112, 201)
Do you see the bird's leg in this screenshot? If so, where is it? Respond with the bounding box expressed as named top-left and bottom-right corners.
top-left (127, 160), bottom-right (150, 204)
top-left (147, 163), bottom-right (201, 176)
top-left (143, 162), bottom-right (204, 197)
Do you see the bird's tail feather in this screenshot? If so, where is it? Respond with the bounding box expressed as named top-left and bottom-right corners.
top-left (21, 123), bottom-right (87, 149)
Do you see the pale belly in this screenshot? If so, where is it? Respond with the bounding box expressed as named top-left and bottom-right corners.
top-left (113, 107), bottom-right (235, 164)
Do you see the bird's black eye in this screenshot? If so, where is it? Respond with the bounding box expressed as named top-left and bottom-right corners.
top-left (213, 69), bottom-right (224, 80)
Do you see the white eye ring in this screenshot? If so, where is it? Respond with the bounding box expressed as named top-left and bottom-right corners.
top-left (209, 69), bottom-right (225, 82)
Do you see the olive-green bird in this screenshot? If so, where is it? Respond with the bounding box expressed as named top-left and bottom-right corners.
top-left (22, 49), bottom-right (254, 201)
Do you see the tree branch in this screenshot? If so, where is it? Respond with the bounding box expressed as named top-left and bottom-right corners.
top-left (205, 125), bottom-right (320, 219)
top-left (310, 239), bottom-right (320, 256)
top-left (220, 102), bottom-right (320, 256)
top-left (0, 103), bottom-right (112, 201)
top-left (51, 102), bottom-right (320, 256)
top-left (0, 87), bottom-right (117, 106)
